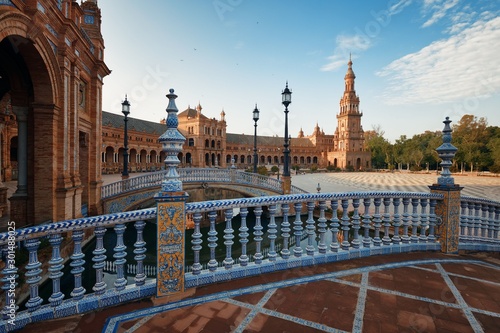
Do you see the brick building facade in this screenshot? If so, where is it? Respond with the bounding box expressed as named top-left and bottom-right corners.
top-left (99, 60), bottom-right (371, 175)
top-left (0, 0), bottom-right (110, 225)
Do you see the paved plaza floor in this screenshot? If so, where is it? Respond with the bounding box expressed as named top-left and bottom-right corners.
top-left (20, 252), bottom-right (500, 333)
top-left (290, 172), bottom-right (500, 202)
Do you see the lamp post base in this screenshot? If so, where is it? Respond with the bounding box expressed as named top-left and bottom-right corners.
top-left (281, 175), bottom-right (291, 194)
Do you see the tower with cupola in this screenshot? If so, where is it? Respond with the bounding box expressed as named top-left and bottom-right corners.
top-left (328, 58), bottom-right (371, 170)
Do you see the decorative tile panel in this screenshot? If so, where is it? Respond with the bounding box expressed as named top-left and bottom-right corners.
top-left (157, 200), bottom-right (186, 297)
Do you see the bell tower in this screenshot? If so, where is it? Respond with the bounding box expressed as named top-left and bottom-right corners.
top-left (329, 57), bottom-right (371, 170)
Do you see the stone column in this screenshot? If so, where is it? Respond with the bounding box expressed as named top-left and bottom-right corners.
top-left (429, 117), bottom-right (462, 254)
top-left (9, 107), bottom-right (29, 225)
top-left (156, 89), bottom-right (188, 297)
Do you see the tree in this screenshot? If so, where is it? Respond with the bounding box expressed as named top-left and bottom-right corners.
top-left (452, 115), bottom-right (489, 172)
top-left (365, 125), bottom-right (391, 169)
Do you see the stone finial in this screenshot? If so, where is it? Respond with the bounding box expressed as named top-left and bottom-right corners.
top-left (158, 89), bottom-right (186, 192)
top-left (436, 117), bottom-right (458, 186)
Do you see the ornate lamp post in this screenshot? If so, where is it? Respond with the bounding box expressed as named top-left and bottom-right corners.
top-left (253, 104), bottom-right (260, 173)
top-left (121, 96), bottom-right (130, 180)
top-left (282, 82), bottom-right (292, 193)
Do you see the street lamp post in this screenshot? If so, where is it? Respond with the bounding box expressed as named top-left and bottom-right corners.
top-left (121, 95), bottom-right (130, 180)
top-left (282, 82), bottom-right (292, 193)
top-left (253, 104), bottom-right (260, 173)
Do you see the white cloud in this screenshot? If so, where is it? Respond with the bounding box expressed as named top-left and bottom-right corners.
top-left (321, 0), bottom-right (412, 72)
top-left (421, 0), bottom-right (460, 27)
top-left (321, 34), bottom-right (372, 71)
top-left (377, 16), bottom-right (500, 105)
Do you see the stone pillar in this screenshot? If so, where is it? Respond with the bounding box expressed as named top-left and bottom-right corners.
top-left (156, 89), bottom-right (188, 297)
top-left (9, 107), bottom-right (29, 225)
top-left (429, 117), bottom-right (462, 254)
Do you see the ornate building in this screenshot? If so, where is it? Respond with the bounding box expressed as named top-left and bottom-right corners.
top-left (0, 0), bottom-right (110, 225)
top-left (328, 58), bottom-right (371, 169)
top-left (100, 60), bottom-right (371, 174)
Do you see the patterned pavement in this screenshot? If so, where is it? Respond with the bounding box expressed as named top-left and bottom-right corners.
top-left (291, 172), bottom-right (500, 201)
top-left (20, 252), bottom-right (500, 333)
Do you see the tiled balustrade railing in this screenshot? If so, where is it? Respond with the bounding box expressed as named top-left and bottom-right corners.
top-left (459, 196), bottom-right (500, 248)
top-left (101, 168), bottom-right (303, 199)
top-left (2, 191), bottom-right (500, 331)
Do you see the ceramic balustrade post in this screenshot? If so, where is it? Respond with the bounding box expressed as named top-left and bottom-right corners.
top-left (317, 201), bottom-right (328, 254)
top-left (114, 223), bottom-right (127, 291)
top-left (488, 205), bottom-right (495, 238)
top-left (351, 198), bottom-right (361, 249)
top-left (207, 211), bottom-right (218, 271)
top-left (191, 213), bottom-right (203, 274)
top-left (92, 226), bottom-right (107, 295)
top-left (267, 205), bottom-right (278, 261)
top-left (293, 202), bottom-right (303, 257)
top-left (70, 229), bottom-right (85, 300)
top-left (481, 204), bottom-right (488, 237)
top-left (419, 199), bottom-right (428, 242)
top-left (474, 203), bottom-right (481, 237)
top-left (340, 199), bottom-right (350, 250)
top-left (239, 208), bottom-right (250, 265)
top-left (382, 198), bottom-right (392, 245)
top-left (401, 198), bottom-right (411, 244)
top-left (460, 201), bottom-right (468, 240)
top-left (392, 198), bottom-right (401, 244)
top-left (223, 208), bottom-right (235, 268)
top-left (305, 201), bottom-right (316, 255)
top-left (467, 202), bottom-right (475, 237)
top-left (24, 238), bottom-right (42, 312)
top-left (428, 199), bottom-right (437, 242)
top-left (48, 233), bottom-right (64, 306)
top-left (373, 198), bottom-right (382, 246)
top-left (362, 198), bottom-right (372, 248)
top-left (280, 204), bottom-right (291, 259)
top-left (134, 220), bottom-right (147, 286)
top-left (253, 206), bottom-right (264, 264)
top-left (329, 200), bottom-right (340, 252)
top-left (494, 206), bottom-right (500, 239)
top-left (411, 198), bottom-right (420, 243)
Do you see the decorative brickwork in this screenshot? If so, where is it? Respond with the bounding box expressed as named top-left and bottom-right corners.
top-left (0, 0), bottom-right (110, 224)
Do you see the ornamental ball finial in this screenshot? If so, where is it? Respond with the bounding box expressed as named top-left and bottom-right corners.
top-left (169, 88), bottom-right (174, 93)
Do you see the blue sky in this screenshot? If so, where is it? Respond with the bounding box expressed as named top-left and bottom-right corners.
top-left (99, 0), bottom-right (500, 142)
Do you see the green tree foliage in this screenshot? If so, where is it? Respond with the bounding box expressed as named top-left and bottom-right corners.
top-left (367, 116), bottom-right (499, 173)
top-left (365, 126), bottom-right (391, 169)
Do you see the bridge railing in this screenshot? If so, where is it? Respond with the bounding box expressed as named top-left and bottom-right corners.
top-left (2, 191), bottom-right (500, 331)
top-left (101, 168), bottom-right (295, 199)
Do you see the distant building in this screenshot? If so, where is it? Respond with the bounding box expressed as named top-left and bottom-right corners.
top-left (101, 60), bottom-right (371, 173)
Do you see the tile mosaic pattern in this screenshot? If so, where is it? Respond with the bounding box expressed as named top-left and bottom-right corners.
top-left (102, 258), bottom-right (500, 333)
top-left (157, 201), bottom-right (186, 296)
